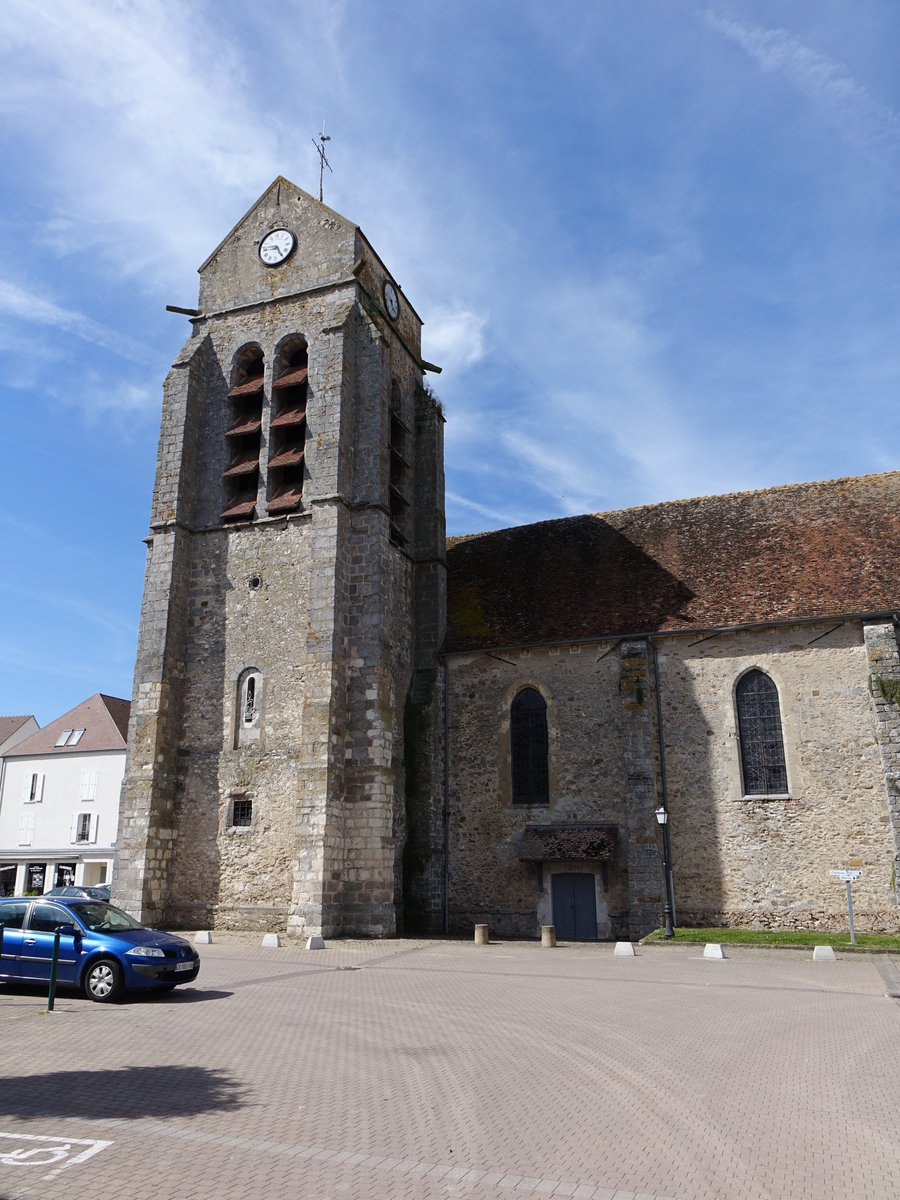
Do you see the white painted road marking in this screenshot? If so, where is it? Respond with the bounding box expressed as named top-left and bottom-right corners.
top-left (0, 1131), bottom-right (113, 1180)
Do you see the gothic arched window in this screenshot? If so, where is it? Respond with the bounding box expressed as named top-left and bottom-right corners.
top-left (736, 670), bottom-right (788, 795)
top-left (510, 687), bottom-right (549, 805)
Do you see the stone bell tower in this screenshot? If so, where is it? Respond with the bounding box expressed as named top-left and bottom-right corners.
top-left (114, 178), bottom-right (446, 937)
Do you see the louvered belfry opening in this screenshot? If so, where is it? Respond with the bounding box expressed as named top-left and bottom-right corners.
top-left (222, 346), bottom-right (264, 521)
top-left (388, 380), bottom-right (411, 546)
top-left (511, 687), bottom-right (550, 805)
top-left (267, 339), bottom-right (308, 515)
top-left (736, 669), bottom-right (788, 795)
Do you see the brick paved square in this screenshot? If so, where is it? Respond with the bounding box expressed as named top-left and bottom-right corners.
top-left (1, 939), bottom-right (898, 1199)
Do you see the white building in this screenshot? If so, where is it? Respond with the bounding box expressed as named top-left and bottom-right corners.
top-left (0, 694), bottom-right (129, 896)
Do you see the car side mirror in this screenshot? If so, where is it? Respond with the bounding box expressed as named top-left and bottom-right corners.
top-left (56, 923), bottom-right (78, 937)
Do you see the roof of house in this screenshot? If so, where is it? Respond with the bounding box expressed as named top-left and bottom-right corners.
top-left (0, 716), bottom-right (37, 750)
top-left (6, 694), bottom-right (130, 757)
top-left (445, 471), bottom-right (900, 652)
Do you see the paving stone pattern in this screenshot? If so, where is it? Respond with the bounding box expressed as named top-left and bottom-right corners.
top-left (2, 939), bottom-right (899, 1200)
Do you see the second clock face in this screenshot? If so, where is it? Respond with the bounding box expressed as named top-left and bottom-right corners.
top-left (383, 281), bottom-right (400, 320)
top-left (259, 228), bottom-right (295, 266)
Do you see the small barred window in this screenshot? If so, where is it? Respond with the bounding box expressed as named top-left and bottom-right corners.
top-left (736, 670), bottom-right (788, 795)
top-left (231, 798), bottom-right (253, 828)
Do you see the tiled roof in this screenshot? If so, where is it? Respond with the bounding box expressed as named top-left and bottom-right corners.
top-left (7, 694), bottom-right (130, 757)
top-left (445, 472), bottom-right (900, 652)
top-left (0, 716), bottom-right (36, 750)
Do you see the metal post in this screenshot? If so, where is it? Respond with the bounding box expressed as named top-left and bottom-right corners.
top-left (655, 807), bottom-right (674, 939)
top-left (846, 880), bottom-right (856, 945)
top-left (46, 926), bottom-right (62, 1012)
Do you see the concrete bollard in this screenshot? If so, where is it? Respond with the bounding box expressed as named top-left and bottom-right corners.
top-left (813, 945), bottom-right (837, 961)
top-left (306, 935), bottom-right (326, 950)
top-left (613, 941), bottom-right (635, 956)
top-left (262, 933), bottom-right (281, 948)
top-left (194, 930), bottom-right (212, 944)
top-left (474, 924), bottom-right (489, 945)
top-left (703, 943), bottom-right (726, 959)
top-left (541, 925), bottom-right (557, 948)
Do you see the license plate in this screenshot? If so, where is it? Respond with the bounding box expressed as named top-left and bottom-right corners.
top-left (175, 960), bottom-right (194, 972)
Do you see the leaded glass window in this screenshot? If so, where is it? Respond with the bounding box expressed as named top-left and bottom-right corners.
top-left (511, 687), bottom-right (549, 805)
top-left (736, 670), bottom-right (788, 795)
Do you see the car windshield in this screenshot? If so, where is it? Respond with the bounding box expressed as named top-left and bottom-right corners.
top-left (67, 901), bottom-right (146, 932)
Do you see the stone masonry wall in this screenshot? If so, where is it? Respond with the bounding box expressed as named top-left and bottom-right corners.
top-left (657, 623), bottom-right (898, 931)
top-left (444, 620), bottom-right (899, 940)
top-left (863, 622), bottom-right (900, 920)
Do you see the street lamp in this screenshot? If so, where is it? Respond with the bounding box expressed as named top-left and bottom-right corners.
top-left (654, 806), bottom-right (674, 939)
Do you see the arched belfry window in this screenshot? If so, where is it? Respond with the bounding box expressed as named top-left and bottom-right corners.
top-left (736, 670), bottom-right (788, 795)
top-left (267, 337), bottom-right (308, 515)
top-left (510, 687), bottom-right (549, 805)
top-left (235, 669), bottom-right (263, 747)
top-left (222, 345), bottom-right (264, 522)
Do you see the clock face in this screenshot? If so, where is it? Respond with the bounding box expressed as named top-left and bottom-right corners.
top-left (383, 281), bottom-right (400, 321)
top-left (259, 228), bottom-right (295, 266)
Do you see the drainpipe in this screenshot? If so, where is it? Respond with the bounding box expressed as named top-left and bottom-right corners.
top-left (650, 636), bottom-right (676, 928)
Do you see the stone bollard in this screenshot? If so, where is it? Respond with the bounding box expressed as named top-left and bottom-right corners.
top-left (541, 925), bottom-right (557, 948)
top-left (194, 931), bottom-right (212, 944)
top-left (474, 924), bottom-right (489, 945)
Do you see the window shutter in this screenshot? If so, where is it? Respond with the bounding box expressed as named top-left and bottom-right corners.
top-left (80, 769), bottom-right (98, 801)
top-left (21, 773), bottom-right (33, 802)
top-left (18, 813), bottom-right (34, 845)
top-left (70, 813), bottom-right (80, 844)
top-left (89, 813), bottom-right (99, 843)
top-left (35, 773), bottom-right (44, 802)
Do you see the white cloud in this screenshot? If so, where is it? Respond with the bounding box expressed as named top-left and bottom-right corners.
top-left (423, 306), bottom-right (488, 372)
top-left (0, 278), bottom-right (154, 363)
top-left (706, 13), bottom-right (900, 165)
top-left (445, 490), bottom-right (525, 530)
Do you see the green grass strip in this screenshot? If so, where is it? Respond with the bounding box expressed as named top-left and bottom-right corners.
top-left (643, 927), bottom-right (900, 951)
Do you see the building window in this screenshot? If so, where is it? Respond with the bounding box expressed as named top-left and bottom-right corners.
top-left (55, 729), bottom-right (73, 746)
top-left (71, 812), bottom-right (98, 844)
top-left (231, 798), bottom-right (253, 828)
top-left (510, 687), bottom-right (550, 805)
top-left (235, 669), bottom-right (263, 747)
top-left (736, 670), bottom-right (788, 795)
top-left (222, 345), bottom-right (265, 522)
top-left (22, 772), bottom-right (44, 803)
top-left (267, 337), bottom-right (308, 515)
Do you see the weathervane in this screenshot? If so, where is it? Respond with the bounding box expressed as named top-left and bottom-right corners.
top-left (312, 118), bottom-right (333, 202)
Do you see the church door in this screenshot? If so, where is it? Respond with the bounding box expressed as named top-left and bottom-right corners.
top-left (551, 873), bottom-right (598, 940)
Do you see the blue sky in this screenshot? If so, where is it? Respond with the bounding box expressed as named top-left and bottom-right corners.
top-left (1, 1), bottom-right (899, 725)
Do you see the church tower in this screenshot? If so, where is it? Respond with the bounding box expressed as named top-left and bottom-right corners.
top-left (114, 178), bottom-right (446, 937)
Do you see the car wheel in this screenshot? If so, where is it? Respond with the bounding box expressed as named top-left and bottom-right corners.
top-left (84, 958), bottom-right (124, 1003)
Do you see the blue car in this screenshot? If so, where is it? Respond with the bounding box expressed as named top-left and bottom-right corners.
top-left (0, 896), bottom-right (200, 1003)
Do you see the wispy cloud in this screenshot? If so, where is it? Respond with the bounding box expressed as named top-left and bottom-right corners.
top-left (706, 13), bottom-right (900, 165)
top-left (0, 278), bottom-right (154, 363)
top-left (445, 490), bottom-right (526, 530)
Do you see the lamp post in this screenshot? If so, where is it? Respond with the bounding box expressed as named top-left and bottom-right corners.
top-left (654, 806), bottom-right (674, 939)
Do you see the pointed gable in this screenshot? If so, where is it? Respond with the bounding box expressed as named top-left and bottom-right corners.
top-left (8, 694), bottom-right (130, 757)
top-left (197, 176), bottom-right (362, 315)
